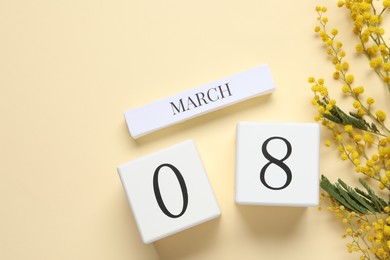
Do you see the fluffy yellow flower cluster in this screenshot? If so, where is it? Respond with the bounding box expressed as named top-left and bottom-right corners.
top-left (310, 1), bottom-right (390, 259)
top-left (338, 0), bottom-right (390, 89)
top-left (323, 195), bottom-right (390, 259)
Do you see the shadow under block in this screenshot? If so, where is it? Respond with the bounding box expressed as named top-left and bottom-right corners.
top-left (117, 140), bottom-right (221, 244)
top-left (124, 65), bottom-right (275, 139)
top-left (235, 122), bottom-right (320, 207)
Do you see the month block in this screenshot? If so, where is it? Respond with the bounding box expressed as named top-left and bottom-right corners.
top-left (117, 140), bottom-right (220, 244)
top-left (124, 65), bottom-right (275, 139)
top-left (235, 122), bottom-right (320, 207)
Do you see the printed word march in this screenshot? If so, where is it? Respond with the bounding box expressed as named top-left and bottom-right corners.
top-left (124, 65), bottom-right (275, 139)
top-left (169, 83), bottom-right (232, 115)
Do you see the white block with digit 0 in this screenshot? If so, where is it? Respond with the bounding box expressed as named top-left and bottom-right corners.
top-left (235, 122), bottom-right (320, 207)
top-left (117, 140), bottom-right (220, 244)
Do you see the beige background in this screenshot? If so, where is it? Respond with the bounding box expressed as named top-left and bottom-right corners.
top-left (1, 0), bottom-right (387, 259)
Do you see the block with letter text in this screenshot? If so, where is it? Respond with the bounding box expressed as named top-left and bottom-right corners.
top-left (124, 65), bottom-right (275, 139)
top-left (235, 122), bottom-right (320, 207)
top-left (117, 140), bottom-right (220, 244)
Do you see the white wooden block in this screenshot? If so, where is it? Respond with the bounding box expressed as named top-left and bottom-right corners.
top-left (125, 65), bottom-right (275, 139)
top-left (235, 122), bottom-right (320, 207)
top-left (117, 140), bottom-right (220, 244)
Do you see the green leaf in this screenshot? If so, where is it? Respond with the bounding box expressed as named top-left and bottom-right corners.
top-left (323, 113), bottom-right (342, 123)
top-left (336, 182), bottom-right (368, 214)
top-left (370, 122), bottom-right (379, 133)
top-left (338, 111), bottom-right (367, 130)
top-left (321, 176), bottom-right (347, 206)
top-left (337, 179), bottom-right (375, 213)
top-left (358, 178), bottom-right (388, 210)
top-left (320, 176), bottom-right (355, 212)
top-left (322, 102), bottom-right (368, 130)
top-left (349, 112), bottom-right (362, 119)
top-left (354, 187), bottom-right (378, 208)
top-left (320, 175), bottom-right (387, 214)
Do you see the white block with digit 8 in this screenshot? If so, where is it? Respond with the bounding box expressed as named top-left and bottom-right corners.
top-left (235, 122), bottom-right (320, 207)
top-left (117, 140), bottom-right (221, 244)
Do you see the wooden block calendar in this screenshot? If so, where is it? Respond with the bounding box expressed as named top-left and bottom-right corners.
top-left (118, 65), bottom-right (321, 244)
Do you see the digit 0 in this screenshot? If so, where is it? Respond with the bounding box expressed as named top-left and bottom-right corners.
top-left (259, 136), bottom-right (292, 190)
top-left (153, 163), bottom-right (188, 218)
